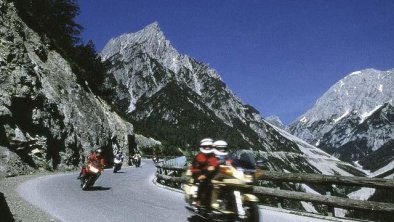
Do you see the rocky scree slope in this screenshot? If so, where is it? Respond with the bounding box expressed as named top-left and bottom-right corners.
top-left (0, 0), bottom-right (134, 177)
top-left (101, 22), bottom-right (364, 176)
top-left (289, 69), bottom-right (394, 175)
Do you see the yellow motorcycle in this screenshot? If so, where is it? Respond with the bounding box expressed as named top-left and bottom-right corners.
top-left (183, 152), bottom-right (261, 222)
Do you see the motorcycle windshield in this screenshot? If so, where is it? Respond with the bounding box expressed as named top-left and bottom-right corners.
top-left (229, 152), bottom-right (256, 170)
top-left (91, 160), bottom-right (102, 168)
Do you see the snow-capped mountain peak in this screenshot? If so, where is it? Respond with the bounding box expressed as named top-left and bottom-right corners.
top-left (101, 23), bottom-right (365, 177)
top-left (290, 68), bottom-right (394, 175)
top-left (293, 68), bottom-right (394, 126)
top-left (101, 22), bottom-right (194, 75)
top-left (265, 115), bottom-right (286, 129)
top-left (101, 23), bottom-right (230, 114)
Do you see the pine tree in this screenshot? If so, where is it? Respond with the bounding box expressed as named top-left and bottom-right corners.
top-left (12, 0), bottom-right (109, 96)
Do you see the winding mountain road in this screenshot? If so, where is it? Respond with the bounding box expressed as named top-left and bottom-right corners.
top-left (17, 160), bottom-right (352, 222)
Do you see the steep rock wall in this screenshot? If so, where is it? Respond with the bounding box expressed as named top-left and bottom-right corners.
top-left (0, 0), bottom-right (134, 177)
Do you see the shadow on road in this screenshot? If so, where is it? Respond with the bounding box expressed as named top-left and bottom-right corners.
top-left (0, 192), bottom-right (15, 222)
top-left (188, 215), bottom-right (207, 222)
top-left (113, 171), bottom-right (126, 174)
top-left (85, 186), bottom-right (111, 191)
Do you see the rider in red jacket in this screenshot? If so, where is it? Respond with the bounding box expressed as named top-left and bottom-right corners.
top-left (87, 149), bottom-right (105, 166)
top-left (78, 148), bottom-right (105, 178)
top-left (191, 138), bottom-right (218, 208)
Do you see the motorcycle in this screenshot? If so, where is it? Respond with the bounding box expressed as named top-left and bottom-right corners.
top-left (183, 152), bottom-right (260, 222)
top-left (113, 154), bottom-right (123, 173)
top-left (80, 161), bottom-right (103, 190)
top-left (152, 156), bottom-right (159, 164)
top-left (133, 155), bottom-right (141, 167)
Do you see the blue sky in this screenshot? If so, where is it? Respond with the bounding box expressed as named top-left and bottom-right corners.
top-left (77, 0), bottom-right (394, 124)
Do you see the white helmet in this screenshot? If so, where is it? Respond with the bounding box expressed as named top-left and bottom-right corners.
top-left (199, 138), bottom-right (214, 154)
top-left (213, 140), bottom-right (228, 155)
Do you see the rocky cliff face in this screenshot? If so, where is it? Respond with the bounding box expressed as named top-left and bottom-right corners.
top-left (101, 22), bottom-right (364, 176)
top-left (0, 0), bottom-right (134, 177)
top-left (289, 69), bottom-right (394, 175)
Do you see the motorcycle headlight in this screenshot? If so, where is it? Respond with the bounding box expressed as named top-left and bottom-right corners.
top-left (89, 166), bottom-right (99, 173)
top-left (255, 168), bottom-right (263, 179)
top-left (221, 166), bottom-right (233, 176)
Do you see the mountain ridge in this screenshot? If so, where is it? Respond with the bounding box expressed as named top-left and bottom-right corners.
top-left (101, 22), bottom-right (364, 177)
top-left (290, 68), bottom-right (394, 175)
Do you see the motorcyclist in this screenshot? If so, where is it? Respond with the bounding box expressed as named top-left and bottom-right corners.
top-left (213, 140), bottom-right (230, 165)
top-left (133, 151), bottom-right (142, 165)
top-left (114, 151), bottom-right (124, 165)
top-left (191, 138), bottom-right (218, 209)
top-left (78, 148), bottom-right (105, 179)
top-left (115, 151), bottom-right (124, 162)
top-left (184, 142), bottom-right (261, 220)
top-left (113, 151), bottom-right (124, 173)
top-left (133, 151), bottom-right (141, 159)
top-left (152, 153), bottom-right (159, 164)
top-left (211, 140), bottom-right (229, 209)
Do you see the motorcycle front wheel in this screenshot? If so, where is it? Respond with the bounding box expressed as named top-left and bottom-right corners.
top-left (81, 177), bottom-right (91, 190)
top-left (113, 164), bottom-right (121, 173)
top-left (241, 202), bottom-right (259, 222)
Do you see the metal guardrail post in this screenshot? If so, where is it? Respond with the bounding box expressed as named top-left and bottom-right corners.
top-left (276, 186), bottom-right (282, 209)
top-left (326, 185), bottom-right (335, 217)
top-left (326, 191), bottom-right (333, 217)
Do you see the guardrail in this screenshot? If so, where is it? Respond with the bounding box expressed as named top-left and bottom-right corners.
top-left (155, 163), bottom-right (394, 218)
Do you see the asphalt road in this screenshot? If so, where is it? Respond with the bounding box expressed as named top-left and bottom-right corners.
top-left (17, 160), bottom-right (353, 222)
top-left (17, 160), bottom-right (190, 222)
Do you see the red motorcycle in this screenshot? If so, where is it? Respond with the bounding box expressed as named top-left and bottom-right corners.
top-left (80, 161), bottom-right (103, 190)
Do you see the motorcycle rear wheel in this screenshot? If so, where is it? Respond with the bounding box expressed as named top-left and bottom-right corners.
top-left (238, 202), bottom-right (259, 222)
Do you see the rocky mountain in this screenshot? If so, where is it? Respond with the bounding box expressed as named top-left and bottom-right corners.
top-left (289, 69), bottom-right (394, 175)
top-left (265, 115), bottom-right (286, 130)
top-left (0, 0), bottom-right (134, 177)
top-left (101, 22), bottom-right (364, 176)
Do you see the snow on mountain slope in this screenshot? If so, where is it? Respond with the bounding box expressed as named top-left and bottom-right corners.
top-left (289, 69), bottom-right (394, 174)
top-left (290, 69), bottom-right (393, 145)
top-left (101, 22), bottom-right (364, 176)
top-left (266, 123), bottom-right (361, 176)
